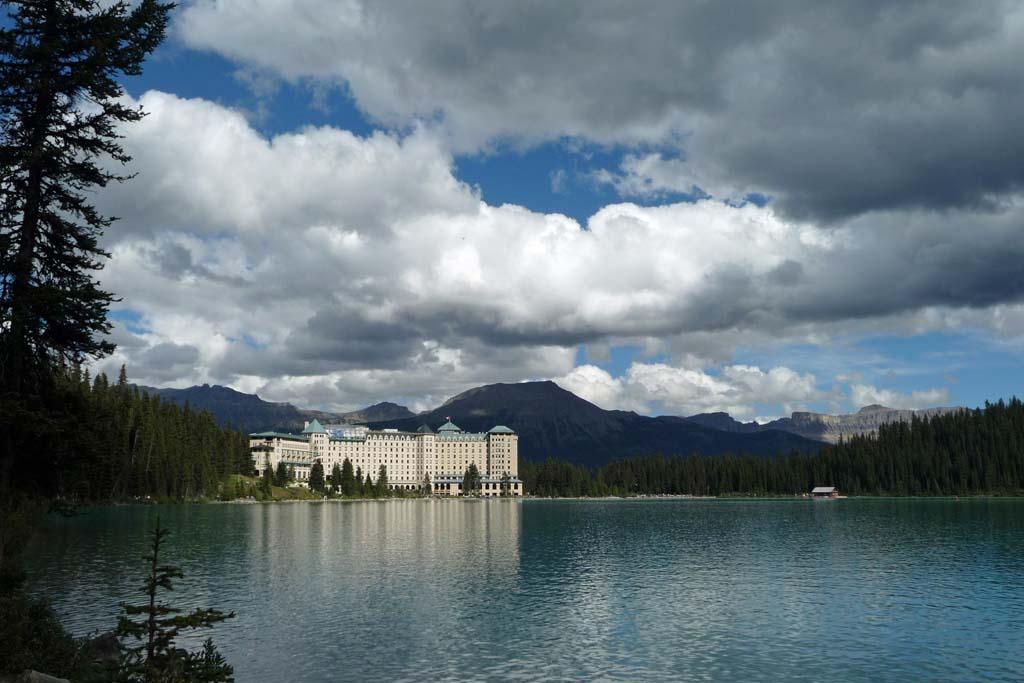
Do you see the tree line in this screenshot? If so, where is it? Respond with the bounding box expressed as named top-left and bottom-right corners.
top-left (263, 457), bottom-right (397, 498)
top-left (35, 365), bottom-right (252, 502)
top-left (521, 398), bottom-right (1024, 497)
top-left (0, 1), bottom-right (226, 678)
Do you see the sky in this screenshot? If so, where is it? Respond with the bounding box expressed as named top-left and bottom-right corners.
top-left (88, 0), bottom-right (1024, 421)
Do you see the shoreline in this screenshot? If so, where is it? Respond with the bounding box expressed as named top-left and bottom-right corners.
top-left (92, 492), bottom-right (1024, 508)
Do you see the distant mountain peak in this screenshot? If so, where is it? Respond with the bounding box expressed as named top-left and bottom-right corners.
top-left (370, 379), bottom-right (819, 465)
top-left (142, 379), bottom-right (821, 465)
top-left (135, 383), bottom-right (413, 432)
top-left (335, 401), bottom-right (415, 424)
top-left (758, 404), bottom-right (962, 443)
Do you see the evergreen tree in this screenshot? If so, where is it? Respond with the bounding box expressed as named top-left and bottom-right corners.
top-left (115, 517), bottom-right (234, 681)
top-left (376, 464), bottom-right (388, 496)
top-left (517, 399), bottom-right (1024, 497)
top-left (309, 461), bottom-right (325, 493)
top-left (330, 462), bottom-right (343, 494)
top-left (15, 368), bottom-right (253, 503)
top-left (462, 463), bottom-right (481, 496)
top-left (340, 458), bottom-right (356, 496)
top-left (422, 472), bottom-right (432, 495)
top-left (0, 0), bottom-right (172, 502)
top-left (274, 461), bottom-right (289, 487)
top-left (363, 473), bottom-right (373, 497)
top-left (355, 466), bottom-right (363, 496)
top-left (260, 466), bottom-right (273, 498)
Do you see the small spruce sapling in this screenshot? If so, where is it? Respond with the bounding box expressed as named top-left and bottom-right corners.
top-left (115, 517), bottom-right (234, 681)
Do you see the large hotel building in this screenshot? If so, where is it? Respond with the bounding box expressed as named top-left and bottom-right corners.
top-left (250, 418), bottom-right (523, 496)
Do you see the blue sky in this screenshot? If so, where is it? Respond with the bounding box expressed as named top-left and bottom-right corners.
top-left (88, 2), bottom-right (1024, 418)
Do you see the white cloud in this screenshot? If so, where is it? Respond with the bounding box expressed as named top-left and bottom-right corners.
top-left (175, 1), bottom-right (1024, 219)
top-left (549, 168), bottom-right (568, 194)
top-left (91, 91), bottom-right (1024, 412)
top-left (592, 153), bottom-right (749, 203)
top-left (849, 384), bottom-right (951, 410)
top-left (556, 362), bottom-right (823, 419)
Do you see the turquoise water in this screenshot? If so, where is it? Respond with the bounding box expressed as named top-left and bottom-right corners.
top-left (24, 499), bottom-right (1024, 681)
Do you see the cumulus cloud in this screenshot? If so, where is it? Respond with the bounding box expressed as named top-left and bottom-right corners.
top-left (91, 91), bottom-right (1024, 412)
top-left (176, 0), bottom-right (1024, 220)
top-left (592, 153), bottom-right (746, 203)
top-left (556, 363), bottom-right (823, 419)
top-left (850, 384), bottom-right (951, 410)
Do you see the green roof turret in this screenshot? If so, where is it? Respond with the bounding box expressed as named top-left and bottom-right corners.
top-left (437, 418), bottom-right (462, 433)
top-left (302, 419), bottom-right (327, 434)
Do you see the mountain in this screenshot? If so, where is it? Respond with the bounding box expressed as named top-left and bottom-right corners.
top-left (685, 412), bottom-right (763, 434)
top-left (370, 380), bottom-right (821, 466)
top-left (136, 384), bottom-right (318, 432)
top-left (135, 384), bottom-right (414, 433)
top-left (687, 404), bottom-right (962, 443)
top-left (759, 404), bottom-right (962, 443)
top-left (333, 401), bottom-right (416, 424)
top-left (136, 380), bottom-right (959, 464)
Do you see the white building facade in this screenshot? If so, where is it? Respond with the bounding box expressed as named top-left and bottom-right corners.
top-left (250, 419), bottom-right (523, 496)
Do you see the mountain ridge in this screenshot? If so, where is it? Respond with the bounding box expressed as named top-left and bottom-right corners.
top-left (133, 384), bottom-right (414, 433)
top-left (370, 380), bottom-right (820, 465)
top-left (687, 405), bottom-right (963, 443)
top-left (137, 380), bottom-right (960, 466)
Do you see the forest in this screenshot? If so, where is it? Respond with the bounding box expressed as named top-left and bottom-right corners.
top-left (28, 378), bottom-right (1024, 503)
top-left (17, 372), bottom-right (1024, 503)
top-left (521, 398), bottom-right (1024, 498)
top-left (51, 366), bottom-right (253, 501)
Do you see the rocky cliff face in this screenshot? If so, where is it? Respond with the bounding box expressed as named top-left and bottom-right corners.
top-left (763, 404), bottom-right (961, 443)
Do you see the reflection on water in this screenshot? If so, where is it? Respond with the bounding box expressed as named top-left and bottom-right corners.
top-left (24, 498), bottom-right (1024, 681)
top-left (26, 500), bottom-right (522, 681)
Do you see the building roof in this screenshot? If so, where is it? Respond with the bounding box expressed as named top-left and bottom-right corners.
top-left (488, 425), bottom-right (515, 434)
top-left (437, 419), bottom-right (462, 433)
top-left (302, 419), bottom-right (327, 434)
top-left (416, 424), bottom-right (433, 433)
top-left (250, 431), bottom-right (308, 442)
top-left (811, 486), bottom-right (837, 493)
top-left (436, 433), bottom-right (487, 441)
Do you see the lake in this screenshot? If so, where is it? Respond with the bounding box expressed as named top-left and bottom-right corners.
top-left (24, 498), bottom-right (1024, 681)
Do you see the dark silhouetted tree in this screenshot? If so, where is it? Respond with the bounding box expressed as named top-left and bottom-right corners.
top-left (330, 462), bottom-right (342, 493)
top-left (0, 0), bottom-right (173, 506)
top-left (115, 517), bottom-right (234, 681)
top-left (261, 466), bottom-right (274, 498)
top-left (274, 461), bottom-right (289, 487)
top-left (462, 463), bottom-right (481, 496)
top-left (309, 461), bottom-right (325, 493)
top-left (340, 458), bottom-right (355, 496)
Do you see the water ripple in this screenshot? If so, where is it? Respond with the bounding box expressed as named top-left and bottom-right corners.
top-left (22, 498), bottom-right (1024, 681)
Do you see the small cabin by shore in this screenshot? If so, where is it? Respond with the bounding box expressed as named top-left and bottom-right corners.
top-left (811, 486), bottom-right (839, 498)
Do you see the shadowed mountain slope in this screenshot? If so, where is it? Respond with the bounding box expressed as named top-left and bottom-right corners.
top-left (135, 384), bottom-right (413, 433)
top-left (372, 381), bottom-right (821, 466)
